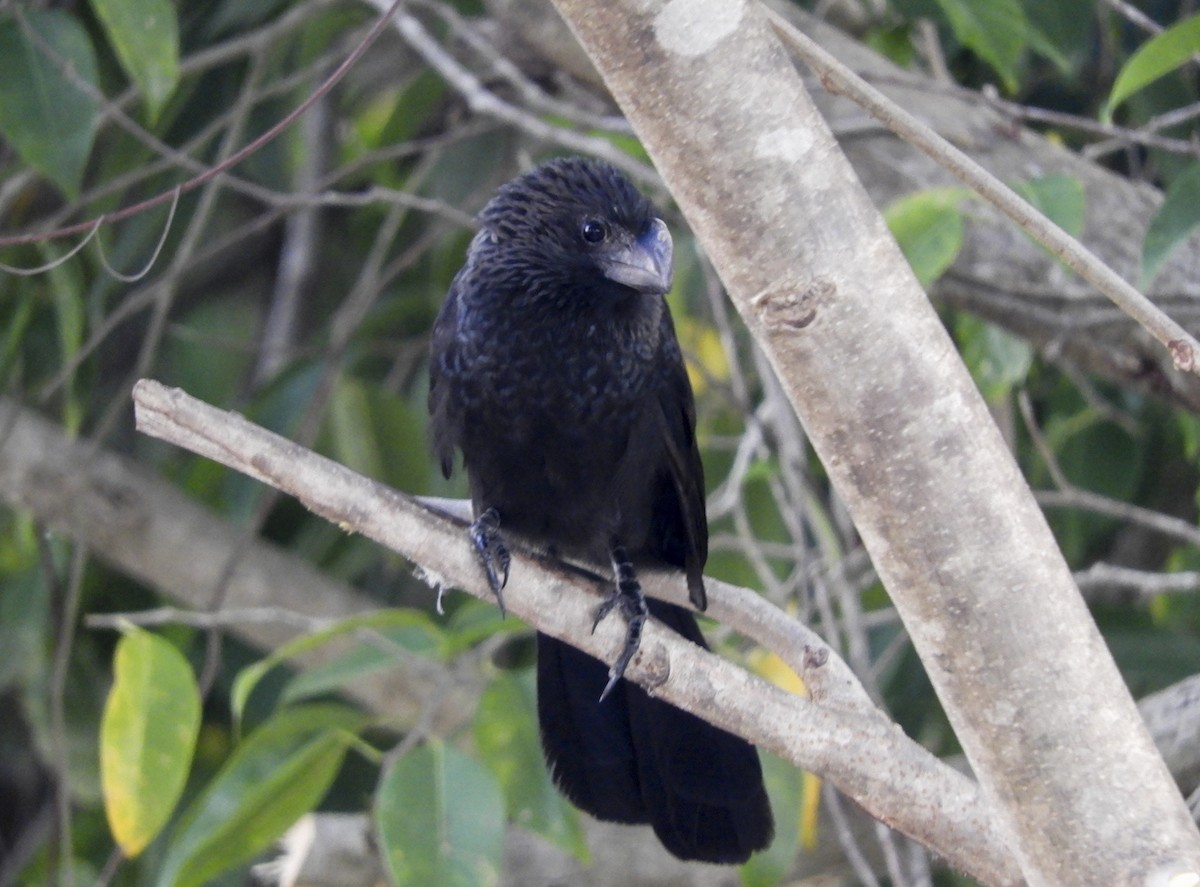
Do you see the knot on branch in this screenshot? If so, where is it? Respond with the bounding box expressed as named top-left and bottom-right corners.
top-left (1169, 339), bottom-right (1196, 373)
top-left (638, 635), bottom-right (673, 692)
top-left (751, 277), bottom-right (831, 331)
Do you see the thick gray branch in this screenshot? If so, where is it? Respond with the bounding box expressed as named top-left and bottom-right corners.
top-left (543, 2), bottom-right (1200, 885)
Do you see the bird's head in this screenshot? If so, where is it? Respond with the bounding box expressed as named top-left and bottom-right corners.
top-left (474, 157), bottom-right (674, 307)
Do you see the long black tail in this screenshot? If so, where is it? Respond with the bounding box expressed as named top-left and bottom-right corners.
top-left (535, 599), bottom-right (774, 863)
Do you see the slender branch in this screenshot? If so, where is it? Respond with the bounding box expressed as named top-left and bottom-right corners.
top-left (85, 606), bottom-right (340, 632)
top-left (762, 5), bottom-right (1200, 375)
top-left (130, 378), bottom-right (1022, 886)
top-left (1017, 391), bottom-right (1200, 549)
top-left (1074, 563), bottom-right (1200, 598)
top-left (373, 0), bottom-right (657, 185)
top-left (1037, 488), bottom-right (1200, 549)
top-left (980, 91), bottom-right (1200, 159)
top-left (0, 0), bottom-right (407, 248)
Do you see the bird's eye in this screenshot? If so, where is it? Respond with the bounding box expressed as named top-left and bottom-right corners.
top-left (581, 219), bottom-right (608, 244)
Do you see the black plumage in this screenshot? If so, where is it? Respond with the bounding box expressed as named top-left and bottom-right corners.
top-left (428, 156), bottom-right (773, 863)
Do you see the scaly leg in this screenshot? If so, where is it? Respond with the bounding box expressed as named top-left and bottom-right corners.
top-left (592, 542), bottom-right (648, 702)
top-left (469, 507), bottom-right (510, 615)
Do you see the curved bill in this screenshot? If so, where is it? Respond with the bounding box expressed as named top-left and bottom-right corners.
top-left (600, 218), bottom-right (674, 295)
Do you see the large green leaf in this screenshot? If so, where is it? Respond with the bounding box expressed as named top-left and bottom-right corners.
top-left (474, 673), bottom-right (587, 859)
top-left (326, 376), bottom-right (433, 493)
top-left (956, 314), bottom-right (1033, 401)
top-left (1013, 174), bottom-right (1086, 240)
top-left (100, 627), bottom-right (201, 857)
top-left (231, 609), bottom-right (446, 726)
top-left (884, 188), bottom-right (968, 287)
top-left (1104, 12), bottom-right (1200, 118)
top-left (377, 741), bottom-right (505, 887)
top-left (0, 11), bottom-right (99, 197)
top-left (157, 704), bottom-right (364, 887)
top-left (1141, 161), bottom-right (1200, 287)
top-left (89, 0), bottom-right (179, 119)
top-left (932, 0), bottom-right (1028, 92)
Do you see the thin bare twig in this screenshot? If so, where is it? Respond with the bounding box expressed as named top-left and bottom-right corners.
top-left (1017, 391), bottom-right (1200, 549)
top-left (1074, 563), bottom-right (1200, 597)
top-left (0, 0), bottom-right (408, 249)
top-left (763, 5), bottom-right (1200, 376)
top-left (379, 0), bottom-right (656, 185)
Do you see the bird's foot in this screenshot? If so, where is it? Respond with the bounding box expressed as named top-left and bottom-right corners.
top-left (469, 507), bottom-right (510, 616)
top-left (592, 544), bottom-right (648, 702)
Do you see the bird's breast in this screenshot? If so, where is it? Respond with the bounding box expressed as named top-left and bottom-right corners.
top-left (451, 314), bottom-right (665, 557)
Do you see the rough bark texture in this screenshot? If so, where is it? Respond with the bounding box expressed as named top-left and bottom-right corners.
top-left (545, 1), bottom-right (1200, 885)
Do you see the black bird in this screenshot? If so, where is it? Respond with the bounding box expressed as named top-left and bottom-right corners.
top-left (428, 156), bottom-right (773, 863)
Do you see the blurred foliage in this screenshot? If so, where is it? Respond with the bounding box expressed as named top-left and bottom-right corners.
top-left (0, 0), bottom-right (1199, 884)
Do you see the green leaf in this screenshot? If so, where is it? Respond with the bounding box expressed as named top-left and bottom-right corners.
top-left (0, 569), bottom-right (48, 692)
top-left (278, 615), bottom-right (447, 707)
top-left (328, 376), bottom-right (384, 481)
top-left (1102, 620), bottom-right (1200, 696)
top-left (474, 673), bottom-right (588, 859)
top-left (1024, 0), bottom-right (1095, 68)
top-left (377, 740), bottom-right (505, 887)
top-left (89, 0), bottom-right (179, 119)
top-left (0, 287), bottom-right (36, 390)
top-left (1013, 174), bottom-right (1086, 240)
top-left (40, 241), bottom-right (87, 434)
top-left (1140, 161), bottom-right (1200, 287)
top-left (1105, 12), bottom-right (1200, 118)
top-left (956, 314), bottom-right (1033, 400)
top-left (932, 0), bottom-right (1028, 92)
top-left (1023, 18), bottom-right (1076, 76)
top-left (158, 704), bottom-right (363, 887)
top-left (232, 609), bottom-right (444, 728)
top-left (100, 626), bottom-right (201, 857)
top-left (0, 11), bottom-right (100, 197)
top-left (327, 376), bottom-right (432, 493)
top-left (444, 597), bottom-right (514, 655)
top-left (163, 296), bottom-right (260, 409)
top-left (884, 188), bottom-right (968, 287)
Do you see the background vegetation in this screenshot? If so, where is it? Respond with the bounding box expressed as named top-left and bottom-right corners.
top-left (2, 0), bottom-right (1200, 884)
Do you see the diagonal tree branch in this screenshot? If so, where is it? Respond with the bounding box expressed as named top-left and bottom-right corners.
top-left (761, 5), bottom-right (1200, 376)
top-left (130, 377), bottom-right (1022, 886)
top-left (542, 2), bottom-right (1200, 885)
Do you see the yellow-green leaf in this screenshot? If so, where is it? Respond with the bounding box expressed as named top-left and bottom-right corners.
top-left (1013, 174), bottom-right (1086, 240)
top-left (100, 626), bottom-right (201, 857)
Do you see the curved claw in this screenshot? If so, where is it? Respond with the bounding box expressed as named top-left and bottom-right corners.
top-left (593, 543), bottom-right (649, 702)
top-left (470, 507), bottom-right (510, 616)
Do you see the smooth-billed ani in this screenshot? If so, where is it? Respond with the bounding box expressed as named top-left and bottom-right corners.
top-left (428, 156), bottom-right (773, 863)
